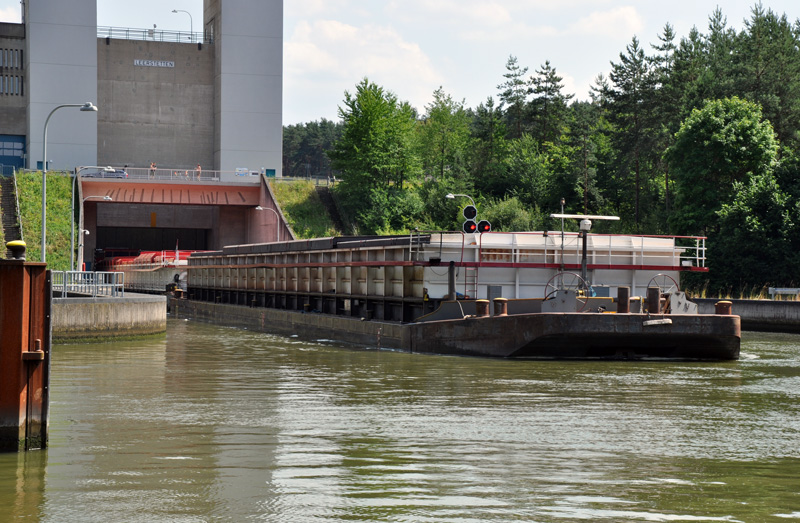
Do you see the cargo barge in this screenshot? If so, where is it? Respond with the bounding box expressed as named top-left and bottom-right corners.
top-left (98, 249), bottom-right (202, 294)
top-left (169, 230), bottom-right (740, 360)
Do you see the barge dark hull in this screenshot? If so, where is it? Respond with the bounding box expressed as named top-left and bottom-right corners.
top-left (169, 298), bottom-right (740, 361)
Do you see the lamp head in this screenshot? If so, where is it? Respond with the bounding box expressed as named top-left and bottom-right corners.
top-left (172, 9), bottom-right (177, 13)
top-left (445, 193), bottom-right (455, 200)
top-left (80, 102), bottom-right (98, 112)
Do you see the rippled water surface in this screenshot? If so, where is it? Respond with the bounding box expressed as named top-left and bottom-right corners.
top-left (2, 320), bottom-right (800, 521)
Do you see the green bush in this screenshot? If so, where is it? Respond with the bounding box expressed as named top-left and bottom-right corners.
top-left (270, 180), bottom-right (339, 239)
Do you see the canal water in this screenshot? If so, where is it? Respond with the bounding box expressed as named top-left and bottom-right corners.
top-left (2, 320), bottom-right (799, 522)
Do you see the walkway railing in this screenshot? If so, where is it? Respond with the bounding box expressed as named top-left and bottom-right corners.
top-left (52, 271), bottom-right (125, 298)
top-left (98, 26), bottom-right (209, 44)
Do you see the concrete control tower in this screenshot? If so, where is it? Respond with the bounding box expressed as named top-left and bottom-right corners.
top-left (0, 0), bottom-right (283, 179)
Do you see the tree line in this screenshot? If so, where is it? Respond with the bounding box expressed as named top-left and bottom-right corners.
top-left (283, 5), bottom-right (800, 294)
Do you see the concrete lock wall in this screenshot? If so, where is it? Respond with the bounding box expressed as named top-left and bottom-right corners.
top-left (97, 39), bottom-right (215, 169)
top-left (0, 23), bottom-right (28, 137)
top-left (26, 0), bottom-right (98, 170)
top-left (52, 295), bottom-right (167, 341)
top-left (211, 0), bottom-right (283, 177)
top-left (695, 298), bottom-right (800, 332)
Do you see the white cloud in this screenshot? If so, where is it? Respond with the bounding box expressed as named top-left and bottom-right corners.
top-left (286, 0), bottom-right (373, 21)
top-left (384, 1), bottom-right (639, 44)
top-left (386, 0), bottom-right (512, 27)
top-left (285, 0), bottom-right (351, 18)
top-left (568, 6), bottom-right (644, 38)
top-left (0, 6), bottom-right (20, 23)
top-left (284, 18), bottom-right (443, 123)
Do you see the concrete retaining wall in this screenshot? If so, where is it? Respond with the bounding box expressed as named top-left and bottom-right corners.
top-left (695, 298), bottom-right (800, 332)
top-left (52, 294), bottom-right (166, 341)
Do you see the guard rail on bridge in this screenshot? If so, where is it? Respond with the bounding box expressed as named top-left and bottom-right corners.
top-left (52, 271), bottom-right (125, 298)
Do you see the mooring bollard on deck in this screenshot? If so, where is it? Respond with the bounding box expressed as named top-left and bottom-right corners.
top-left (647, 287), bottom-right (661, 314)
top-left (617, 287), bottom-right (630, 313)
top-left (715, 300), bottom-right (733, 315)
top-left (0, 241), bottom-right (51, 452)
top-left (475, 299), bottom-right (490, 317)
top-left (493, 297), bottom-right (508, 317)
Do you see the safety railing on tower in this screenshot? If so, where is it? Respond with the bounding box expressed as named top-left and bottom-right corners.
top-left (98, 26), bottom-right (210, 44)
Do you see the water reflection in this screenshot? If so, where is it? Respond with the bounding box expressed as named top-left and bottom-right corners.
top-left (2, 323), bottom-right (800, 521)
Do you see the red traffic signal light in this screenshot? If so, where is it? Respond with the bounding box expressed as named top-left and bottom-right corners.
top-left (463, 220), bottom-right (477, 233)
top-left (463, 205), bottom-right (477, 220)
top-left (477, 220), bottom-right (491, 233)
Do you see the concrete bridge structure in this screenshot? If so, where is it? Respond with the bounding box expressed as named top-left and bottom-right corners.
top-left (77, 173), bottom-right (292, 269)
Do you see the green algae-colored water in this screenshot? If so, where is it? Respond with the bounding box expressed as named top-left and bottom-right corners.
top-left (2, 320), bottom-right (798, 521)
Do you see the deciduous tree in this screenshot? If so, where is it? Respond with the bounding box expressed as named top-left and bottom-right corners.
top-left (667, 97), bottom-right (779, 235)
top-left (328, 78), bottom-right (420, 233)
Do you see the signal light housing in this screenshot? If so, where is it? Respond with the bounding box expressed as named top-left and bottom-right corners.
top-left (462, 205), bottom-right (477, 220)
top-left (477, 220), bottom-right (492, 233)
top-left (463, 220), bottom-right (477, 233)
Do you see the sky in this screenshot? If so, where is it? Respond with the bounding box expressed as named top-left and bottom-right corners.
top-left (1, 1), bottom-right (799, 125)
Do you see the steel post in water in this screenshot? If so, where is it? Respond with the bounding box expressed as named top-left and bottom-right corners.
top-left (0, 242), bottom-right (51, 451)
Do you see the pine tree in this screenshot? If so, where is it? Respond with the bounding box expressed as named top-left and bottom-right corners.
top-left (529, 60), bottom-right (574, 147)
top-left (497, 55), bottom-right (531, 139)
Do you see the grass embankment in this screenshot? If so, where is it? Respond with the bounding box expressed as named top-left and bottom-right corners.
top-left (270, 180), bottom-right (339, 239)
top-left (0, 182), bottom-right (5, 248)
top-left (17, 171), bottom-right (74, 270)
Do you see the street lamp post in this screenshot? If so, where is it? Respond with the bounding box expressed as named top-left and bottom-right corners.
top-left (78, 195), bottom-right (111, 271)
top-left (549, 213), bottom-right (620, 287)
top-left (78, 229), bottom-right (90, 270)
top-left (72, 192), bottom-right (111, 271)
top-left (445, 193), bottom-right (476, 207)
top-left (172, 9), bottom-right (193, 42)
top-left (72, 166), bottom-right (112, 271)
top-left (255, 206), bottom-right (281, 242)
top-left (41, 102), bottom-right (98, 263)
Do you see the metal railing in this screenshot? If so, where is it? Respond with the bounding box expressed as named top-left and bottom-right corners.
top-left (52, 271), bottom-right (125, 298)
top-left (98, 26), bottom-right (209, 44)
top-left (429, 231), bottom-right (708, 270)
top-left (80, 167), bottom-right (273, 183)
top-left (109, 167), bottom-right (222, 182)
top-left (12, 170), bottom-right (23, 243)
